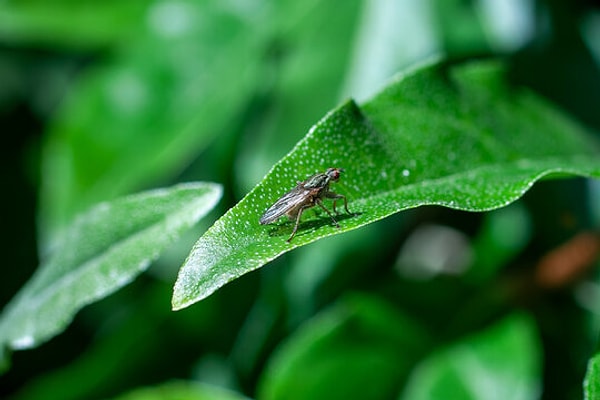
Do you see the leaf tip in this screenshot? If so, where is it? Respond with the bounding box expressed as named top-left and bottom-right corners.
top-left (171, 282), bottom-right (193, 311)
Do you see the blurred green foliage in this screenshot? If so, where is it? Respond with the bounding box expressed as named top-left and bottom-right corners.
top-left (1, 1), bottom-right (600, 400)
top-left (0, 183), bottom-right (222, 358)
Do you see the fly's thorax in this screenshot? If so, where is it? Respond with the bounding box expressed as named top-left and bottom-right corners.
top-left (313, 183), bottom-right (331, 200)
top-left (303, 173), bottom-right (330, 189)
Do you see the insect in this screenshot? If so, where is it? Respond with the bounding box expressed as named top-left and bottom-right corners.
top-left (260, 167), bottom-right (352, 242)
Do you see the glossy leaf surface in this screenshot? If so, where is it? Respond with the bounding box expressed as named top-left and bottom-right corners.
top-left (172, 60), bottom-right (600, 310)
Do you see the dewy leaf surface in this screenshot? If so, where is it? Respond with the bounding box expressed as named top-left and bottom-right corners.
top-left (0, 183), bottom-right (221, 353)
top-left (172, 59), bottom-right (600, 310)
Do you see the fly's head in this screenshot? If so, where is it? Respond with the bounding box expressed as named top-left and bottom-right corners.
top-left (325, 167), bottom-right (344, 182)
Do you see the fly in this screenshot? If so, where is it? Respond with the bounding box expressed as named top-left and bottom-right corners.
top-left (259, 167), bottom-right (352, 242)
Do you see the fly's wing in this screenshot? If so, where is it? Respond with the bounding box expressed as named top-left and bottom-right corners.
top-left (260, 186), bottom-right (311, 224)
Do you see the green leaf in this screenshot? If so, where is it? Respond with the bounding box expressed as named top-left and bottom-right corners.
top-left (172, 59), bottom-right (600, 310)
top-left (257, 294), bottom-right (431, 400)
top-left (399, 313), bottom-right (541, 400)
top-left (0, 0), bottom-right (151, 48)
top-left (40, 0), bottom-right (264, 238)
top-left (112, 381), bottom-right (249, 400)
top-left (0, 182), bottom-right (221, 357)
top-left (585, 352), bottom-right (600, 400)
top-left (235, 0), bottom-right (363, 191)
top-left (467, 203), bottom-right (532, 283)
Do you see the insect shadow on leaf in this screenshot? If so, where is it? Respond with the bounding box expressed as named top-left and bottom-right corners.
top-left (265, 210), bottom-right (357, 239)
top-left (260, 167), bottom-right (355, 242)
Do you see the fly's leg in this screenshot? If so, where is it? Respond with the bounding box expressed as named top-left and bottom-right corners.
top-left (316, 199), bottom-right (340, 228)
top-left (325, 192), bottom-right (351, 215)
top-left (288, 205), bottom-right (310, 242)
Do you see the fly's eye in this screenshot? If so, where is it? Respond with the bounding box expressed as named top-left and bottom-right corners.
top-left (326, 167), bottom-right (342, 181)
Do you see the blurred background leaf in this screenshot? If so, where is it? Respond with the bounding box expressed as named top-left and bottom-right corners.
top-left (37, 0), bottom-right (267, 246)
top-left (399, 313), bottom-right (541, 400)
top-left (0, 182), bottom-right (221, 364)
top-left (258, 293), bottom-right (431, 400)
top-left (0, 1), bottom-right (151, 48)
top-left (111, 381), bottom-right (251, 400)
